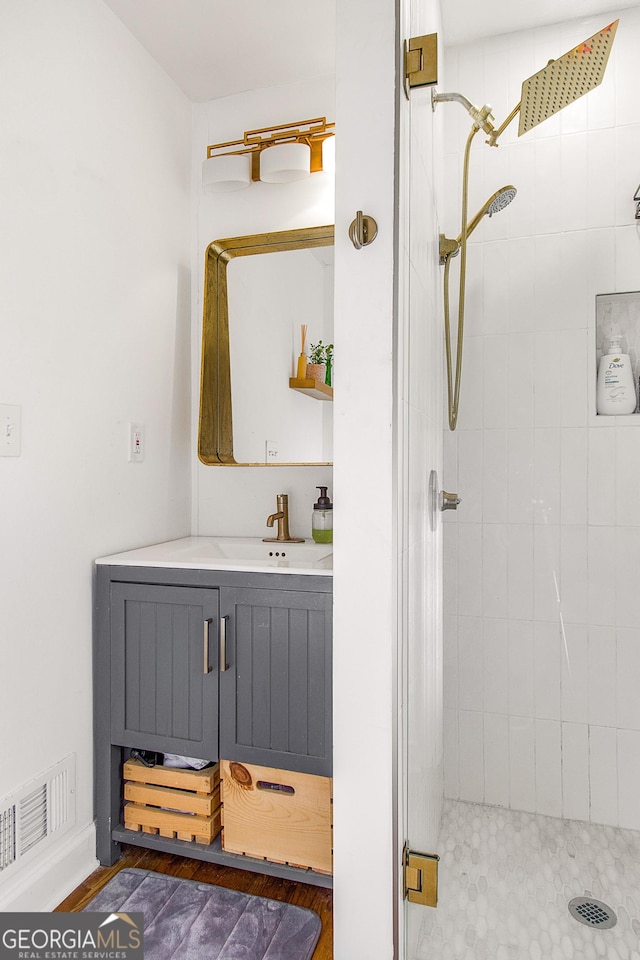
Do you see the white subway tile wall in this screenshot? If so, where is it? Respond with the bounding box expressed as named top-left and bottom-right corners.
top-left (443, 7), bottom-right (640, 831)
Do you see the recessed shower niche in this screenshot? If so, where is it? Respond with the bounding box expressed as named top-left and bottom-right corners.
top-left (594, 291), bottom-right (640, 420)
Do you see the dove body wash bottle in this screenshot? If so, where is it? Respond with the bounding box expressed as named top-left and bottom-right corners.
top-left (596, 331), bottom-right (636, 415)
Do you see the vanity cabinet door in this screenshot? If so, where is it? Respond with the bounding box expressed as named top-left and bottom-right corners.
top-left (110, 582), bottom-right (219, 761)
top-left (219, 586), bottom-right (332, 776)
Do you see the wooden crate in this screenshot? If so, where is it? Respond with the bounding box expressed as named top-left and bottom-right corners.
top-left (123, 759), bottom-right (221, 845)
top-left (220, 760), bottom-right (332, 874)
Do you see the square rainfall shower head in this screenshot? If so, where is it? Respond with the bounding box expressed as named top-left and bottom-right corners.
top-left (518, 19), bottom-right (618, 136)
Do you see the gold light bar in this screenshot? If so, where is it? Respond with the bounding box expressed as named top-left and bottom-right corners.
top-left (206, 117), bottom-right (335, 182)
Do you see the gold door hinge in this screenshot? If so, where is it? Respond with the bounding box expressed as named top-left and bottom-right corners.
top-left (403, 845), bottom-right (439, 907)
top-left (404, 33), bottom-right (438, 98)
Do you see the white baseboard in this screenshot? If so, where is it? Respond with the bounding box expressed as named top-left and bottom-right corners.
top-left (0, 821), bottom-right (99, 912)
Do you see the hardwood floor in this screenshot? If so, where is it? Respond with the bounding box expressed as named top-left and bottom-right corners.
top-left (55, 845), bottom-right (333, 960)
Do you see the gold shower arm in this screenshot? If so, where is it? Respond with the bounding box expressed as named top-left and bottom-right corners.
top-left (432, 90), bottom-right (495, 136)
top-left (432, 90), bottom-right (521, 148)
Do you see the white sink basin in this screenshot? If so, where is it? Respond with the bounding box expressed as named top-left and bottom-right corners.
top-left (211, 537), bottom-right (331, 562)
top-left (96, 536), bottom-right (333, 576)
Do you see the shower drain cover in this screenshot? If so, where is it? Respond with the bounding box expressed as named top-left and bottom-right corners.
top-left (568, 897), bottom-right (617, 930)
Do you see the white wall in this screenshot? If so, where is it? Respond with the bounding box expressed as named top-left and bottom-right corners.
top-left (442, 8), bottom-right (640, 829)
top-left (0, 0), bottom-right (192, 908)
top-left (192, 80), bottom-right (334, 540)
top-left (332, 0), bottom-right (397, 955)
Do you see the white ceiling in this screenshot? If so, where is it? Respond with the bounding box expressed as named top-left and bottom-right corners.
top-left (102, 0), bottom-right (336, 102)
top-left (102, 0), bottom-right (638, 103)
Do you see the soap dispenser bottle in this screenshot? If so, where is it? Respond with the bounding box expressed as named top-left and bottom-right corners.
top-left (312, 486), bottom-right (333, 544)
top-left (596, 331), bottom-right (636, 415)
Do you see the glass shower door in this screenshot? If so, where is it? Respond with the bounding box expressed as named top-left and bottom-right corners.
top-left (397, 4), bottom-right (446, 957)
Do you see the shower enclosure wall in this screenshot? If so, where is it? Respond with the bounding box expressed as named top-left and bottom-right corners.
top-left (442, 7), bottom-right (640, 832)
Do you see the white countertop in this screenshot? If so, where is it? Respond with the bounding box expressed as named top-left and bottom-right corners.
top-left (95, 536), bottom-right (333, 577)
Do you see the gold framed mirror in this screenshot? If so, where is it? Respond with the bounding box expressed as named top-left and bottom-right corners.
top-left (198, 225), bottom-right (334, 466)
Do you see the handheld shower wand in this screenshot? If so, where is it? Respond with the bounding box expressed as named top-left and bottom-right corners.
top-left (439, 186), bottom-right (517, 264)
top-left (440, 181), bottom-right (517, 432)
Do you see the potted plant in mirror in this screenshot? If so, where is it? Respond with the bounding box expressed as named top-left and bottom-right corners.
top-left (306, 341), bottom-right (326, 383)
top-left (324, 343), bottom-right (333, 386)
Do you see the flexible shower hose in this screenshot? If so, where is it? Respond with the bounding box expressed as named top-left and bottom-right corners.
top-left (443, 124), bottom-right (480, 431)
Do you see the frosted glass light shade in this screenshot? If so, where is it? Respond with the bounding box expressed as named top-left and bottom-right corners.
top-left (260, 142), bottom-right (311, 183)
top-left (202, 154), bottom-right (251, 194)
top-left (322, 135), bottom-right (335, 175)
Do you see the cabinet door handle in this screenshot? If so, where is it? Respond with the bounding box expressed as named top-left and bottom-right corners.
top-left (220, 616), bottom-right (229, 672)
top-left (203, 618), bottom-right (212, 674)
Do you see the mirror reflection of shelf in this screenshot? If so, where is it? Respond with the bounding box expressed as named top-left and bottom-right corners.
top-left (289, 378), bottom-right (334, 401)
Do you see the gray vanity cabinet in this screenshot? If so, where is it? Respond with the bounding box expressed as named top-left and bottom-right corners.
top-left (94, 563), bottom-right (332, 883)
top-left (219, 586), bottom-right (332, 776)
top-left (110, 582), bottom-right (219, 759)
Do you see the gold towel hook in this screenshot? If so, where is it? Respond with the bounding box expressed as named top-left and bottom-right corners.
top-left (348, 210), bottom-right (378, 249)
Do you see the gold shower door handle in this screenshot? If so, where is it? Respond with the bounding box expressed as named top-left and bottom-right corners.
top-left (203, 619), bottom-right (211, 674)
top-left (220, 616), bottom-right (229, 672)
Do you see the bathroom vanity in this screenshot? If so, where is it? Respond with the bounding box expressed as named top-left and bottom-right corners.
top-left (93, 537), bottom-right (333, 886)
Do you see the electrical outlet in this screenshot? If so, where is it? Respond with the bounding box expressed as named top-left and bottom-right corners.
top-left (265, 440), bottom-right (279, 463)
top-left (0, 404), bottom-right (21, 457)
top-left (128, 423), bottom-right (145, 462)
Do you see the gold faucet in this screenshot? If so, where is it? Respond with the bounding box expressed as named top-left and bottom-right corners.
top-left (263, 493), bottom-right (305, 543)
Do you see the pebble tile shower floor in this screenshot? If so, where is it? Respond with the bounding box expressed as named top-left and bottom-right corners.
top-left (415, 800), bottom-right (640, 960)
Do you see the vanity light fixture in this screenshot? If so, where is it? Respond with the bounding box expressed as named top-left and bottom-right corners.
top-left (260, 142), bottom-right (310, 183)
top-left (202, 117), bottom-right (335, 194)
top-left (202, 153), bottom-right (252, 194)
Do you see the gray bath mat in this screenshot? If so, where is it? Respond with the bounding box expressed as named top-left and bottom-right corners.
top-left (82, 868), bottom-right (321, 960)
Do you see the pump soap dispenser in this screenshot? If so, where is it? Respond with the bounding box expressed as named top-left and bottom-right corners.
top-left (596, 329), bottom-right (636, 415)
top-left (312, 486), bottom-right (333, 544)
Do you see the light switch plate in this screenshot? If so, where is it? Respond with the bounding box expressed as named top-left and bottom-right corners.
top-left (0, 404), bottom-right (21, 457)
